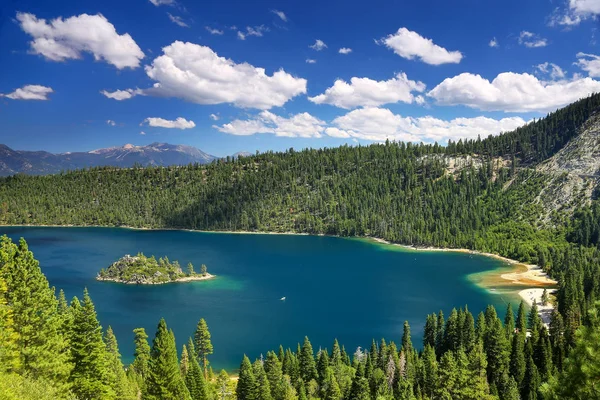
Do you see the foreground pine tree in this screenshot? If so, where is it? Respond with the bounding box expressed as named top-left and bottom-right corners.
top-left (145, 318), bottom-right (191, 400)
top-left (541, 301), bottom-right (600, 399)
top-left (185, 348), bottom-right (208, 400)
top-left (105, 326), bottom-right (137, 400)
top-left (68, 289), bottom-right (115, 400)
top-left (236, 355), bottom-right (256, 400)
top-left (194, 318), bottom-right (214, 379)
top-left (0, 236), bottom-right (71, 393)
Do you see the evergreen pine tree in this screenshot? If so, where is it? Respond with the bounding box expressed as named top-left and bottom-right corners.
top-left (264, 351), bottom-right (284, 400)
top-left (509, 333), bottom-right (526, 387)
top-left (504, 303), bottom-right (515, 339)
top-left (68, 291), bottom-right (114, 400)
top-left (421, 345), bottom-right (438, 399)
top-left (402, 321), bottom-right (413, 354)
top-left (522, 355), bottom-right (539, 400)
top-left (253, 360), bottom-right (273, 400)
top-left (516, 301), bottom-right (527, 335)
top-left (180, 344), bottom-right (190, 378)
top-left (186, 352), bottom-right (208, 400)
top-left (105, 326), bottom-right (137, 400)
top-left (323, 369), bottom-right (342, 400)
top-left (497, 373), bottom-right (520, 400)
top-left (0, 276), bottom-right (19, 373)
top-left (298, 336), bottom-right (318, 383)
top-left (462, 309), bottom-right (476, 351)
top-left (467, 341), bottom-right (490, 398)
top-left (132, 327), bottom-right (151, 381)
top-left (236, 355), bottom-right (256, 400)
top-left (145, 319), bottom-right (191, 400)
top-left (423, 314), bottom-right (437, 348)
top-left (435, 311), bottom-right (445, 355)
top-left (484, 310), bottom-right (510, 387)
top-left (541, 302), bottom-right (600, 399)
top-left (0, 236), bottom-right (71, 392)
top-left (436, 352), bottom-right (458, 399)
top-left (331, 339), bottom-right (342, 366)
top-left (475, 311), bottom-right (487, 343)
top-left (194, 318), bottom-right (214, 379)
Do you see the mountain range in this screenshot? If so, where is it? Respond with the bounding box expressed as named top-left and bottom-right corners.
top-left (0, 143), bottom-right (251, 176)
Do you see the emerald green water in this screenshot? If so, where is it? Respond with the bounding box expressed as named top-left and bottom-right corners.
top-left (2, 227), bottom-right (517, 370)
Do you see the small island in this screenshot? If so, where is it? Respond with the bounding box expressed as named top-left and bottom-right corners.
top-left (97, 253), bottom-right (215, 284)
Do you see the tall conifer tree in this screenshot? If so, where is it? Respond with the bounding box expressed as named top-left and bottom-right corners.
top-left (145, 319), bottom-right (191, 400)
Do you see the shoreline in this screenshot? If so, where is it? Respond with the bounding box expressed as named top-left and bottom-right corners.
top-left (4, 224), bottom-right (558, 315)
top-left (96, 273), bottom-right (216, 285)
top-left (366, 237), bottom-right (558, 318)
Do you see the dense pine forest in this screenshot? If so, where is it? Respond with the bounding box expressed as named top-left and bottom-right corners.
top-left (2, 94), bottom-right (600, 399)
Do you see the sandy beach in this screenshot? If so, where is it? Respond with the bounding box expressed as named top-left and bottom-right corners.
top-left (519, 288), bottom-right (556, 326)
top-left (368, 237), bottom-right (558, 324)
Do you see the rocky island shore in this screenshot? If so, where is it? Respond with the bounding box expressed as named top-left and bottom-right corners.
top-left (97, 253), bottom-right (214, 284)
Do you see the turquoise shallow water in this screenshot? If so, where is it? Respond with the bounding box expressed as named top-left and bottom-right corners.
top-left (1, 227), bottom-right (516, 370)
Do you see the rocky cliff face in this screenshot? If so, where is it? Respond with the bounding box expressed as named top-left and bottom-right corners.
top-left (534, 112), bottom-right (600, 220)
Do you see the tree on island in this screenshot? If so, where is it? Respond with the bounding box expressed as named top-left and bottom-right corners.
top-left (194, 318), bottom-right (213, 379)
top-left (200, 264), bottom-right (208, 276)
top-left (187, 263), bottom-right (195, 276)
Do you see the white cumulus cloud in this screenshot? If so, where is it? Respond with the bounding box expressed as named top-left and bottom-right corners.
top-left (379, 27), bottom-right (462, 65)
top-left (209, 113), bottom-right (220, 121)
top-left (308, 73), bottom-right (426, 109)
top-left (428, 71), bottom-right (600, 112)
top-left (107, 119), bottom-right (116, 126)
top-left (215, 111), bottom-right (326, 138)
top-left (339, 47), bottom-right (352, 54)
top-left (550, 0), bottom-right (600, 26)
top-left (100, 88), bottom-right (143, 100)
top-left (102, 41), bottom-right (307, 109)
top-left (327, 107), bottom-right (527, 143)
top-left (535, 62), bottom-right (566, 80)
top-left (214, 108), bottom-right (526, 144)
top-left (489, 38), bottom-right (499, 48)
top-left (143, 117), bottom-right (196, 129)
top-left (16, 12), bottom-right (144, 69)
top-left (518, 31), bottom-right (548, 48)
top-left (576, 52), bottom-right (600, 77)
top-left (310, 39), bottom-right (327, 51)
top-left (306, 59), bottom-right (316, 64)
top-left (1, 84), bottom-right (53, 100)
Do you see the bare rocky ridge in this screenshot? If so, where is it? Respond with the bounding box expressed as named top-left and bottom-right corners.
top-left (534, 112), bottom-right (600, 220)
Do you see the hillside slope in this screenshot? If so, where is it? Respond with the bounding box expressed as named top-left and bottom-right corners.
top-left (534, 112), bottom-right (600, 220)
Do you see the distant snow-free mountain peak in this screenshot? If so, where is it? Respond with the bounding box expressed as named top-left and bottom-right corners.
top-left (0, 143), bottom-right (250, 176)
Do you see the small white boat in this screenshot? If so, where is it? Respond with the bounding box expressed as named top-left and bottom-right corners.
top-left (280, 297), bottom-right (286, 301)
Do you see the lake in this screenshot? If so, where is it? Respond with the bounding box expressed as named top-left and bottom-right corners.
top-left (1, 226), bottom-right (517, 371)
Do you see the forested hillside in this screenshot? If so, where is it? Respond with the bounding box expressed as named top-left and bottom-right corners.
top-left (2, 95), bottom-right (600, 399)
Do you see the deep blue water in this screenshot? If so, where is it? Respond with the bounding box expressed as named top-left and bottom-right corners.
top-left (1, 227), bottom-right (516, 370)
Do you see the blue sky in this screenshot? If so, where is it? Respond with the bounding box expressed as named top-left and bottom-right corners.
top-left (1, 0), bottom-right (600, 156)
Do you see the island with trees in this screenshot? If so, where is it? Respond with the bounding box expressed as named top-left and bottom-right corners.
top-left (96, 253), bottom-right (214, 284)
